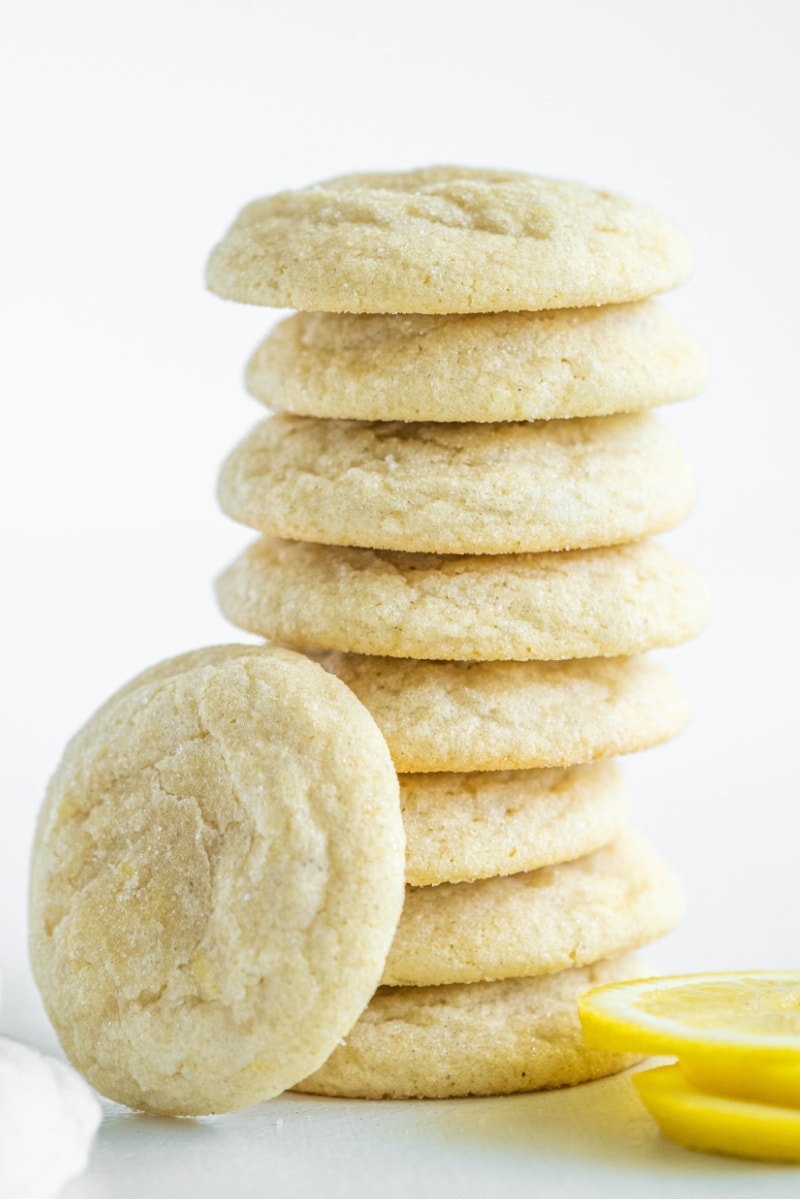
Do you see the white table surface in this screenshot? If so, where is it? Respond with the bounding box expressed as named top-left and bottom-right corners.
top-left (3, 2), bottom-right (800, 1195)
top-left (3, 976), bottom-right (800, 1200)
top-left (3, 966), bottom-right (800, 1200)
top-left (60, 1081), bottom-right (800, 1200)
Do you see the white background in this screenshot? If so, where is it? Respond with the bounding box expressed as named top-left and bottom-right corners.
top-left (2, 1), bottom-right (799, 1196)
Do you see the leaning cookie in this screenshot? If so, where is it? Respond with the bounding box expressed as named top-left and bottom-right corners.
top-left (219, 412), bottom-right (695, 555)
top-left (206, 166), bottom-right (692, 313)
top-left (29, 648), bottom-right (405, 1116)
top-left (294, 954), bottom-right (644, 1099)
top-left (309, 651), bottom-right (690, 773)
top-left (82, 641), bottom-right (295, 728)
top-left (218, 538), bottom-right (710, 661)
top-left (248, 302), bottom-right (708, 422)
top-left (383, 831), bottom-right (683, 987)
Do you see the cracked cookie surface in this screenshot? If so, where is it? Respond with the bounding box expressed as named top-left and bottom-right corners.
top-left (309, 650), bottom-right (690, 773)
top-left (217, 537), bottom-right (710, 660)
top-left (205, 166), bottom-right (692, 313)
top-left (248, 302), bottom-right (708, 421)
top-left (295, 953), bottom-right (644, 1098)
top-left (400, 761), bottom-right (630, 886)
top-left (383, 831), bottom-right (683, 986)
top-left (218, 412), bottom-right (695, 555)
top-left (29, 647), bottom-right (405, 1115)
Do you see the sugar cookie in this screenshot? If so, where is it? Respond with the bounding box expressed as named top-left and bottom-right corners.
top-left (248, 302), bottom-right (708, 422)
top-left (30, 648), bottom-right (404, 1115)
top-left (383, 831), bottom-right (683, 986)
top-left (219, 412), bottom-right (695, 555)
top-left (309, 651), bottom-right (689, 773)
top-left (217, 538), bottom-right (710, 660)
top-left (87, 641), bottom-right (293, 724)
top-left (400, 761), bottom-right (629, 886)
top-left (295, 954), bottom-right (643, 1099)
top-left (206, 167), bottom-right (692, 313)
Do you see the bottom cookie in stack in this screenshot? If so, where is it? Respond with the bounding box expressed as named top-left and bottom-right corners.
top-left (294, 954), bottom-right (645, 1100)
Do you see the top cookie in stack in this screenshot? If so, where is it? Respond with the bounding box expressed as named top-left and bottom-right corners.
top-left (206, 167), bottom-right (709, 1099)
top-left (206, 166), bottom-right (694, 315)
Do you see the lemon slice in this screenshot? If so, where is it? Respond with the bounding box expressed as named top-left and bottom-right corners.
top-left (633, 1063), bottom-right (800, 1163)
top-left (579, 971), bottom-right (800, 1057)
top-left (682, 1057), bottom-right (800, 1108)
top-left (578, 970), bottom-right (800, 1107)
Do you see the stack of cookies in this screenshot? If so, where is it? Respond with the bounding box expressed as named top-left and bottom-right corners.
top-left (206, 167), bottom-right (710, 1099)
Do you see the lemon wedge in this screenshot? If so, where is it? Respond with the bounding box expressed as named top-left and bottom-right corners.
top-left (633, 1063), bottom-right (800, 1163)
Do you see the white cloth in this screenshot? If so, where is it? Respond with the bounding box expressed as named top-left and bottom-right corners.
top-left (0, 1036), bottom-right (102, 1199)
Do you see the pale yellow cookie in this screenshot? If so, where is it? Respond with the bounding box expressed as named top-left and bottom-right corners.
top-left (401, 761), bottom-right (629, 886)
top-left (218, 412), bottom-right (695, 555)
top-left (309, 651), bottom-right (689, 773)
top-left (295, 954), bottom-right (644, 1099)
top-left (383, 831), bottom-right (683, 987)
top-left (30, 648), bottom-right (405, 1116)
top-left (247, 302), bottom-right (709, 422)
top-left (87, 641), bottom-right (290, 723)
top-left (80, 647), bottom-right (631, 885)
top-left (206, 167), bottom-right (692, 313)
top-left (217, 538), bottom-right (710, 661)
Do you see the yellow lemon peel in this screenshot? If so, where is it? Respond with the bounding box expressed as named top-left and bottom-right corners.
top-left (633, 1063), bottom-right (800, 1164)
top-left (681, 1056), bottom-right (800, 1109)
top-left (579, 971), bottom-right (800, 1161)
top-left (579, 970), bottom-right (800, 1061)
